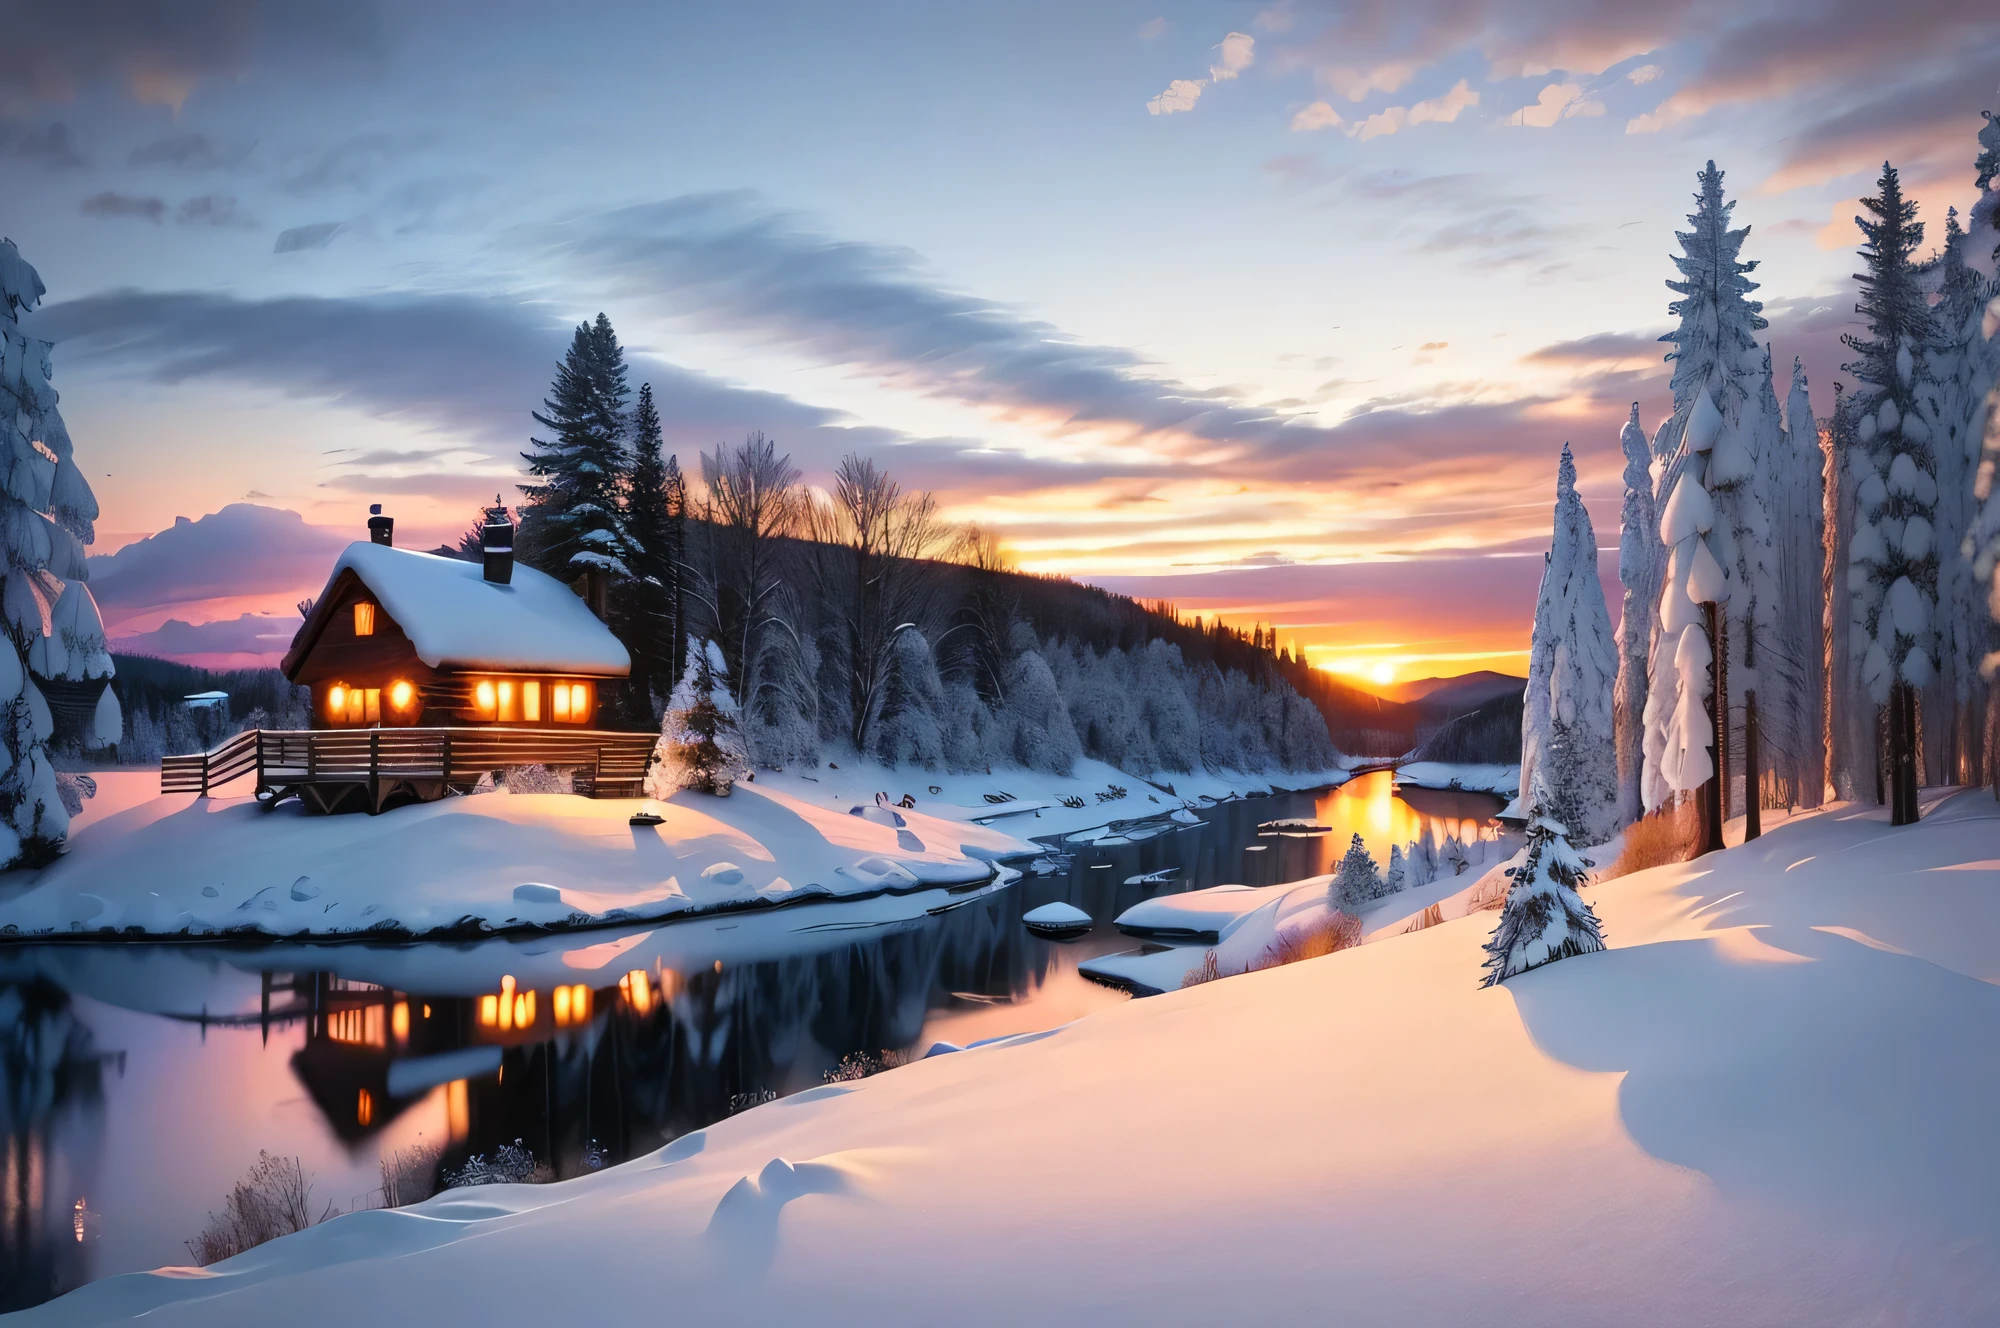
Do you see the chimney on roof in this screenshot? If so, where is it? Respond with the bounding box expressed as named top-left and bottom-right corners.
top-left (367, 503), bottom-right (394, 547)
top-left (481, 497), bottom-right (514, 585)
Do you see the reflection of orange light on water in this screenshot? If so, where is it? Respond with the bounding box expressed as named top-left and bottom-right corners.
top-left (391, 1001), bottom-right (409, 1043)
top-left (357, 1088), bottom-right (374, 1127)
top-left (498, 975), bottom-right (516, 1030)
top-left (620, 970), bottom-right (652, 1013)
top-left (554, 984), bottom-right (592, 1026)
top-left (479, 994), bottom-right (498, 1027)
top-left (514, 991), bottom-right (534, 1027)
top-left (446, 1079), bottom-right (470, 1139)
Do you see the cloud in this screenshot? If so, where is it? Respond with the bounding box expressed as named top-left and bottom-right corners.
top-left (1322, 62), bottom-right (1420, 103)
top-left (1291, 100), bottom-right (1344, 132)
top-left (1628, 64), bottom-right (1664, 84)
top-left (80, 191), bottom-right (167, 223)
top-left (176, 194), bottom-right (255, 227)
top-left (1138, 17), bottom-right (1167, 40)
top-left (8, 0), bottom-right (386, 107)
top-left (1418, 341), bottom-right (1448, 351)
top-left (282, 130), bottom-right (435, 194)
top-left (1266, 163), bottom-right (1585, 270)
top-left (1522, 330), bottom-right (1671, 369)
top-left (1511, 82), bottom-right (1586, 128)
top-left (1353, 78), bottom-right (1483, 139)
top-left (1, 122), bottom-right (86, 169)
top-left (86, 503), bottom-right (353, 631)
top-left (1211, 32), bottom-right (1255, 82)
top-left (129, 131), bottom-right (252, 170)
top-left (274, 222), bottom-right (342, 252)
top-left (1147, 78), bottom-right (1206, 115)
top-left (1758, 49), bottom-right (2000, 192)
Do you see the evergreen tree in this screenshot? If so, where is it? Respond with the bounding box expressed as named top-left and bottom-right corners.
top-left (1520, 444), bottom-right (1620, 845)
top-left (0, 239), bottom-right (116, 867)
top-left (619, 382), bottom-right (676, 710)
top-left (1842, 163), bottom-right (1937, 824)
top-left (1643, 162), bottom-right (1766, 827)
top-left (521, 313), bottom-right (631, 584)
top-left (1329, 833), bottom-right (1385, 911)
top-left (1775, 357), bottom-right (1827, 807)
top-left (1614, 404), bottom-right (1659, 825)
top-left (1384, 843), bottom-right (1407, 895)
top-left (1479, 807), bottom-right (1605, 987)
top-left (647, 638), bottom-right (749, 796)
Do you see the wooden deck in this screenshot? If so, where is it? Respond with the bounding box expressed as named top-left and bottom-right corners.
top-left (161, 726), bottom-right (659, 814)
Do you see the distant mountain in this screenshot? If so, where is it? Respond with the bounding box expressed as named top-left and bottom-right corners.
top-left (1385, 670), bottom-right (1525, 712)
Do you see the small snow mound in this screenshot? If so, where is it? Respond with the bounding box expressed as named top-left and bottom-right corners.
top-left (200, 885), bottom-right (219, 898)
top-left (290, 876), bottom-right (319, 902)
top-left (842, 856), bottom-right (919, 886)
top-left (849, 805), bottom-right (907, 827)
top-left (1023, 902), bottom-right (1092, 926)
top-left (700, 862), bottom-right (745, 885)
top-left (513, 883), bottom-right (563, 904)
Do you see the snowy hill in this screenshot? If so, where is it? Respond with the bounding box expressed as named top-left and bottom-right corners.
top-left (30, 791), bottom-right (2000, 1324)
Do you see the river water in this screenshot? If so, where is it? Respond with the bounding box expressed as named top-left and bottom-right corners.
top-left (0, 771), bottom-right (1498, 1310)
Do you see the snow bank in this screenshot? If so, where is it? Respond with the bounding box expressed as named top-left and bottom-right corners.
top-left (0, 781), bottom-right (1028, 941)
top-left (25, 794), bottom-right (2000, 1324)
top-left (1393, 761), bottom-right (1518, 797)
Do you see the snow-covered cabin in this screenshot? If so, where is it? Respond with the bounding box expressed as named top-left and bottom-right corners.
top-left (280, 507), bottom-right (630, 729)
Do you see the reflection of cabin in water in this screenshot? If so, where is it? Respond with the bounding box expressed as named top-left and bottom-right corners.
top-left (281, 506), bottom-right (630, 731)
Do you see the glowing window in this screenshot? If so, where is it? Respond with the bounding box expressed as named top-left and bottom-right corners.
top-left (391, 1001), bottom-right (409, 1043)
top-left (551, 681), bottom-right (571, 720)
top-left (328, 684), bottom-right (348, 721)
top-left (523, 680), bottom-right (540, 722)
top-left (498, 680), bottom-right (518, 723)
top-left (364, 688), bottom-right (381, 723)
top-left (347, 687), bottom-right (366, 725)
top-left (569, 683), bottom-right (591, 722)
top-left (474, 680), bottom-right (497, 720)
top-left (389, 679), bottom-right (415, 711)
top-left (353, 602), bottom-right (376, 636)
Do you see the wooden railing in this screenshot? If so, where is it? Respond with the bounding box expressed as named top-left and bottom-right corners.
top-left (162, 726), bottom-right (658, 806)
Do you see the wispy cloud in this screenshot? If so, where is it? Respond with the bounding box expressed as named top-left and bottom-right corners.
top-left (1147, 31), bottom-right (1254, 116)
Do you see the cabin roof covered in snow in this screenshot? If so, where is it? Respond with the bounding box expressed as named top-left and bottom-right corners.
top-left (285, 542), bottom-right (630, 677)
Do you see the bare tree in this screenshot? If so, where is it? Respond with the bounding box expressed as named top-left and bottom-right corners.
top-left (805, 454), bottom-right (950, 753)
top-left (693, 433), bottom-right (802, 711)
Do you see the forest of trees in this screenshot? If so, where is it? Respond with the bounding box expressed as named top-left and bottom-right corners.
top-left (493, 319), bottom-right (1339, 779)
top-left (1521, 109), bottom-right (2000, 854)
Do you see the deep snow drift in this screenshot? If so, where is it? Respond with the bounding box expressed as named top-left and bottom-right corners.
top-left (31, 790), bottom-right (2000, 1325)
top-left (0, 774), bottom-right (1025, 940)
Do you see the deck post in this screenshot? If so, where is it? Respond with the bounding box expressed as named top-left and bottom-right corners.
top-left (199, 746), bottom-right (211, 799)
top-left (368, 730), bottom-right (380, 814)
top-left (442, 731), bottom-right (453, 787)
top-left (254, 729), bottom-right (266, 800)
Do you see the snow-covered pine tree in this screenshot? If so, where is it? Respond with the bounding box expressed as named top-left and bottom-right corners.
top-left (1777, 357), bottom-right (1827, 806)
top-left (1842, 163), bottom-right (1938, 825)
top-left (619, 382), bottom-right (677, 711)
top-left (1000, 630), bottom-right (1083, 775)
top-left (1519, 444), bottom-right (1620, 845)
top-left (0, 239), bottom-right (117, 867)
top-left (1708, 348), bottom-right (1785, 836)
top-left (1478, 805), bottom-right (1605, 987)
top-left (1384, 843), bottom-right (1406, 895)
top-left (1825, 383), bottom-right (1877, 801)
top-left (1642, 162), bottom-right (1767, 829)
top-left (1614, 404), bottom-right (1660, 825)
top-left (647, 638), bottom-right (749, 796)
top-left (521, 313), bottom-right (631, 588)
top-left (1328, 833), bottom-right (1385, 911)
top-left (1657, 385), bottom-right (1730, 851)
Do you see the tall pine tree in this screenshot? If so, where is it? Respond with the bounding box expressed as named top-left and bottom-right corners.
top-left (1614, 404), bottom-right (1659, 825)
top-left (1842, 163), bottom-right (1936, 825)
top-left (521, 313), bottom-right (631, 585)
top-left (619, 382), bottom-right (678, 712)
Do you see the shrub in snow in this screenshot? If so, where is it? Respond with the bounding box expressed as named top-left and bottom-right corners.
top-left (1479, 812), bottom-right (1606, 987)
top-left (1180, 949), bottom-right (1223, 989)
top-left (1252, 910), bottom-right (1363, 971)
top-left (0, 239), bottom-right (116, 868)
top-left (648, 638), bottom-right (749, 796)
top-left (444, 1139), bottom-right (547, 1188)
top-left (1329, 833), bottom-right (1391, 911)
top-left (500, 764), bottom-right (574, 795)
top-left (184, 1152), bottom-right (331, 1267)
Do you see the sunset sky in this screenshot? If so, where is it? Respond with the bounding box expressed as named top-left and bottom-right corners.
top-left (5, 1), bottom-right (1996, 679)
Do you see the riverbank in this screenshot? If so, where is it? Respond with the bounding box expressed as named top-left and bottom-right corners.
top-left (0, 774), bottom-right (1026, 942)
top-left (33, 791), bottom-right (2000, 1324)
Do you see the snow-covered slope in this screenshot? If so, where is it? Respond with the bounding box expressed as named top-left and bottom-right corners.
top-left (0, 780), bottom-right (1027, 940)
top-left (35, 792), bottom-right (2000, 1325)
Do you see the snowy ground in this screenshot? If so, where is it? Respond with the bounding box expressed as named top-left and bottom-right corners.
top-left (33, 790), bottom-right (2000, 1325)
top-left (0, 773), bottom-right (1026, 941)
top-left (1392, 760), bottom-right (1519, 798)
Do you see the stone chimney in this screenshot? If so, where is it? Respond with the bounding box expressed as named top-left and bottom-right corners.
top-left (481, 497), bottom-right (514, 585)
top-left (367, 503), bottom-right (394, 547)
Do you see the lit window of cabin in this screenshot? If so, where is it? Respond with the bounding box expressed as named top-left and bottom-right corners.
top-left (353, 602), bottom-right (376, 636)
top-left (523, 680), bottom-right (540, 722)
top-left (325, 682), bottom-right (382, 726)
top-left (473, 678), bottom-right (591, 723)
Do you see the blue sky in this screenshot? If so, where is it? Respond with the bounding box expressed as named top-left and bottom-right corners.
top-left (5, 0), bottom-right (1996, 677)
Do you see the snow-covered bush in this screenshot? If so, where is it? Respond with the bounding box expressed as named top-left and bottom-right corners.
top-left (1329, 833), bottom-right (1391, 911)
top-left (648, 638), bottom-right (749, 796)
top-left (1001, 646), bottom-right (1082, 775)
top-left (1479, 813), bottom-right (1606, 987)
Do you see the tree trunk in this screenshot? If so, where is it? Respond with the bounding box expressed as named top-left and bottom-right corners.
top-left (1692, 601), bottom-right (1726, 858)
top-left (1743, 689), bottom-right (1761, 842)
top-left (1889, 682), bottom-right (1919, 826)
